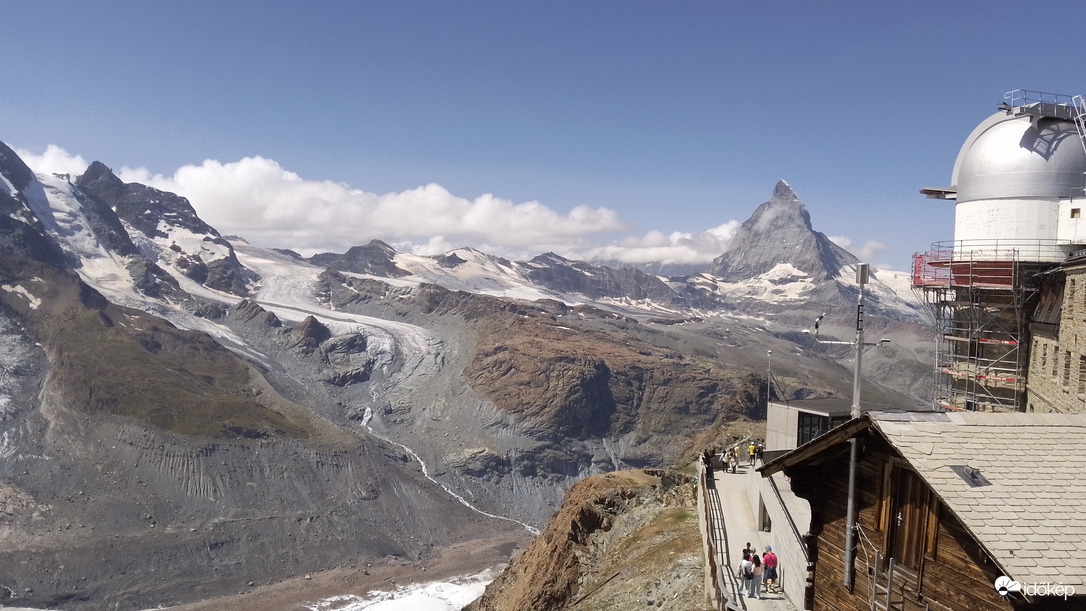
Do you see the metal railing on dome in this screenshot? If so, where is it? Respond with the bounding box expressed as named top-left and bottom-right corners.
top-left (1004, 89), bottom-right (1086, 156)
top-left (1004, 89), bottom-right (1080, 109)
top-left (911, 239), bottom-right (1070, 288)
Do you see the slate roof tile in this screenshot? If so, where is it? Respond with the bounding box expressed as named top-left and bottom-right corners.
top-left (870, 412), bottom-right (1086, 588)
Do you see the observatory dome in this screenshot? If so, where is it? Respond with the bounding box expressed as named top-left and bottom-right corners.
top-left (952, 112), bottom-right (1086, 204)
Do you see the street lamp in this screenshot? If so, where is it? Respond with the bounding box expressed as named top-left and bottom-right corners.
top-left (767, 349), bottom-right (772, 407)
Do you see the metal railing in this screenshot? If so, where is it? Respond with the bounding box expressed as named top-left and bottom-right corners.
top-left (930, 238), bottom-right (1070, 262)
top-left (698, 463), bottom-right (730, 610)
top-left (767, 473), bottom-right (809, 564)
top-left (912, 240), bottom-right (1070, 289)
top-left (1004, 88), bottom-right (1079, 108)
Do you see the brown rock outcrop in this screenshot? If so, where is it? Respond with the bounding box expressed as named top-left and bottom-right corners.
top-left (466, 469), bottom-right (709, 611)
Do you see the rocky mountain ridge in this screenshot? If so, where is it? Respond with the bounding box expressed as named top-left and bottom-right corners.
top-left (302, 196), bottom-right (922, 327)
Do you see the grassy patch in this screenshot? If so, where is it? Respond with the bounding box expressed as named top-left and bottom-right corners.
top-left (51, 309), bottom-right (310, 439)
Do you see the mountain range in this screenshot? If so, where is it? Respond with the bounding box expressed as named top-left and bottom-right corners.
top-left (0, 140), bottom-right (933, 609)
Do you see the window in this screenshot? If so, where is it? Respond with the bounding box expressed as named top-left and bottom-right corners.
top-left (1078, 356), bottom-right (1086, 393)
top-left (1070, 279), bottom-right (1077, 319)
top-left (1064, 351), bottom-right (1072, 388)
top-left (796, 412), bottom-right (850, 445)
top-left (797, 412), bottom-right (828, 446)
top-left (1073, 208), bottom-right (1081, 219)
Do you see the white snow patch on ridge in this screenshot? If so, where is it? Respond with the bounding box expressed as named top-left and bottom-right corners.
top-left (391, 249), bottom-right (560, 302)
top-left (1, 284), bottom-right (40, 309)
top-left (687, 263), bottom-right (817, 304)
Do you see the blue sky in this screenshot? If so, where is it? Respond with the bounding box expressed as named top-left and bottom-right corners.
top-left (2, 2), bottom-right (1083, 270)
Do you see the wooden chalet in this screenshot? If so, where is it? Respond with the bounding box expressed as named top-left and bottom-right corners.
top-left (760, 411), bottom-right (1086, 610)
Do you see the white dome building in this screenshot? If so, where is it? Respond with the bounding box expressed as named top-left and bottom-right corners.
top-left (951, 100), bottom-right (1086, 257)
top-left (915, 90), bottom-right (1086, 412)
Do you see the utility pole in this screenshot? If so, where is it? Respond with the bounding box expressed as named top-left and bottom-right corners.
top-left (843, 263), bottom-right (868, 591)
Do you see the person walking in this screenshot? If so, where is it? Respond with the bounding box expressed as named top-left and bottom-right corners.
top-left (749, 553), bottom-right (763, 599)
top-left (737, 552), bottom-right (753, 597)
top-left (763, 545), bottom-right (778, 593)
top-left (748, 442), bottom-right (756, 466)
top-left (701, 448), bottom-right (714, 478)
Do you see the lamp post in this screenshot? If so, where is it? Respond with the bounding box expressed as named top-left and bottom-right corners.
top-left (767, 349), bottom-right (773, 407)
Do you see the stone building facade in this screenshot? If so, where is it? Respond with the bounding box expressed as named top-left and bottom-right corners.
top-left (1027, 252), bottom-right (1086, 413)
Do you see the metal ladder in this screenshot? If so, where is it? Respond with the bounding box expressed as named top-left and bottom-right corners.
top-left (870, 554), bottom-right (901, 611)
top-left (869, 553), bottom-right (931, 611)
top-left (1073, 95), bottom-right (1086, 157)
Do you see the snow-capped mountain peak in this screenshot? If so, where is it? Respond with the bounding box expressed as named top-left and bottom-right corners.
top-left (708, 180), bottom-right (857, 282)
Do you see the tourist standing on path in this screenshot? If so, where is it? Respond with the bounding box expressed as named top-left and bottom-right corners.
top-left (748, 442), bottom-right (756, 466)
top-left (737, 552), bottom-right (753, 597)
top-left (748, 553), bottom-right (763, 598)
top-left (763, 545), bottom-right (778, 593)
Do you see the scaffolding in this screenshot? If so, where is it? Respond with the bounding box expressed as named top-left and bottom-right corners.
top-left (912, 241), bottom-right (1065, 412)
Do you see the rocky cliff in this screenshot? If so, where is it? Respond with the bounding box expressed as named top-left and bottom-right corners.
top-left (465, 469), bottom-right (710, 611)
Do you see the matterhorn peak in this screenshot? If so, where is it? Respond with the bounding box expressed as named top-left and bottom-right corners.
top-left (707, 182), bottom-right (858, 282)
top-left (772, 179), bottom-right (798, 201)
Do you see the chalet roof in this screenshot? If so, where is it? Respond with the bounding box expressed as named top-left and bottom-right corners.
top-left (761, 411), bottom-right (1086, 588)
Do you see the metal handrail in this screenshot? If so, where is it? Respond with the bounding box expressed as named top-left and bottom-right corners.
top-left (698, 464), bottom-right (729, 611)
top-left (767, 472), bottom-right (810, 563)
top-left (1005, 89), bottom-right (1078, 108)
top-left (927, 239), bottom-right (1071, 262)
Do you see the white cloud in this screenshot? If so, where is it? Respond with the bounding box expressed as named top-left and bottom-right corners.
top-left (116, 156), bottom-right (630, 258)
top-left (579, 220), bottom-right (741, 265)
top-left (14, 145), bottom-right (747, 266)
top-left (829, 236), bottom-right (888, 262)
top-left (14, 145), bottom-right (89, 176)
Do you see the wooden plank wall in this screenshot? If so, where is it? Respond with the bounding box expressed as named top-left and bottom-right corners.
top-left (920, 518), bottom-right (1011, 610)
top-left (789, 444), bottom-right (883, 610)
top-left (786, 435), bottom-right (1024, 611)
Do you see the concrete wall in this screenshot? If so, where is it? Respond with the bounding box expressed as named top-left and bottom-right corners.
top-left (765, 402), bottom-right (797, 452)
